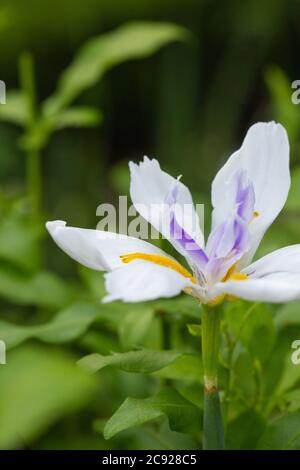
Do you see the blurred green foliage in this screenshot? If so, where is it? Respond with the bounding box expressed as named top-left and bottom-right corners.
top-left (0, 0), bottom-right (300, 451)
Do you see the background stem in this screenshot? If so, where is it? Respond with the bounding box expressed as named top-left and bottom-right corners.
top-left (19, 52), bottom-right (42, 221)
top-left (201, 304), bottom-right (225, 450)
top-left (26, 148), bottom-right (42, 220)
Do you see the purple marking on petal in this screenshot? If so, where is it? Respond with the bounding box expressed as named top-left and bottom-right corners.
top-left (204, 249), bottom-right (244, 284)
top-left (170, 215), bottom-right (208, 268)
top-left (164, 178), bottom-right (208, 269)
top-left (206, 218), bottom-right (236, 259)
top-left (203, 169), bottom-right (255, 283)
top-left (234, 169), bottom-right (255, 222)
top-left (233, 217), bottom-right (250, 252)
top-left (161, 169), bottom-right (255, 286)
top-left (205, 214), bottom-right (250, 283)
top-left (165, 177), bottom-right (181, 206)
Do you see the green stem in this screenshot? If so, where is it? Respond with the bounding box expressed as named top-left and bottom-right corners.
top-left (201, 304), bottom-right (225, 450)
top-left (19, 52), bottom-right (42, 220)
top-left (26, 148), bottom-right (42, 220)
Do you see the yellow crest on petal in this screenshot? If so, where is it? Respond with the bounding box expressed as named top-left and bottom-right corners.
top-left (120, 252), bottom-right (197, 284)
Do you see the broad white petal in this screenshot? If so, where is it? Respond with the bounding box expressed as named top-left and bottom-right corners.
top-left (46, 220), bottom-right (168, 271)
top-left (129, 157), bottom-right (204, 258)
top-left (243, 244), bottom-right (300, 277)
top-left (103, 259), bottom-right (194, 303)
top-left (213, 272), bottom-right (300, 303)
top-left (211, 244), bottom-right (300, 303)
top-left (211, 122), bottom-right (290, 265)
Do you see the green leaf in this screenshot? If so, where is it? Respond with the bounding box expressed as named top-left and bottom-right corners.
top-left (118, 308), bottom-right (154, 349)
top-left (277, 352), bottom-right (300, 394)
top-left (78, 265), bottom-right (108, 299)
top-left (225, 302), bottom-right (275, 363)
top-left (18, 107), bottom-right (103, 152)
top-left (0, 265), bottom-right (75, 309)
top-left (231, 350), bottom-right (256, 401)
top-left (226, 410), bottom-right (266, 449)
top-left (262, 328), bottom-right (296, 399)
top-left (78, 266), bottom-right (129, 321)
top-left (0, 321), bottom-right (30, 350)
top-left (44, 22), bottom-right (190, 114)
top-left (152, 295), bottom-right (201, 320)
top-left (224, 300), bottom-right (250, 336)
top-left (0, 90), bottom-right (27, 126)
top-left (18, 120), bottom-right (52, 152)
top-left (36, 302), bottom-right (102, 343)
top-left (80, 330), bottom-right (122, 355)
top-left (0, 345), bottom-right (95, 449)
top-left (0, 216), bottom-right (41, 271)
top-left (187, 323), bottom-right (201, 337)
top-left (104, 387), bottom-right (201, 439)
top-left (265, 66), bottom-right (300, 150)
top-left (154, 354), bottom-right (202, 383)
top-left (0, 302), bottom-right (103, 349)
top-left (78, 265), bottom-right (161, 330)
top-left (54, 106), bottom-right (103, 129)
top-left (240, 304), bottom-right (275, 362)
top-left (275, 301), bottom-right (300, 329)
top-left (78, 349), bottom-right (180, 374)
top-left (257, 412), bottom-right (300, 450)
top-left (282, 390), bottom-right (300, 413)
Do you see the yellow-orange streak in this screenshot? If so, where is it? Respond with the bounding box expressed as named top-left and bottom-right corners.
top-left (208, 271), bottom-right (248, 306)
top-left (223, 263), bottom-right (248, 282)
top-left (227, 272), bottom-right (248, 281)
top-left (223, 263), bottom-right (237, 281)
top-left (120, 253), bottom-right (197, 284)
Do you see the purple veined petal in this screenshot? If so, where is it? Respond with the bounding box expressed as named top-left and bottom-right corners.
top-left (234, 169), bottom-right (255, 222)
top-left (163, 169), bottom-right (254, 285)
top-left (206, 216), bottom-right (244, 259)
top-left (206, 219), bottom-right (233, 259)
top-left (206, 169), bottom-right (254, 260)
top-left (211, 122), bottom-right (290, 267)
top-left (165, 175), bottom-right (182, 206)
top-left (164, 178), bottom-right (208, 269)
top-left (129, 157), bottom-right (204, 251)
top-left (204, 214), bottom-right (250, 283)
top-left (170, 214), bottom-right (208, 268)
top-left (232, 217), bottom-right (250, 252)
top-left (204, 249), bottom-right (244, 284)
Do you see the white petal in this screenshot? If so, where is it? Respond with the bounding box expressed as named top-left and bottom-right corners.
top-left (211, 244), bottom-right (300, 303)
top-left (211, 122), bottom-right (290, 265)
top-left (129, 157), bottom-right (204, 257)
top-left (243, 244), bottom-right (300, 277)
top-left (46, 220), bottom-right (168, 271)
top-left (213, 272), bottom-right (300, 303)
top-left (103, 259), bottom-right (194, 303)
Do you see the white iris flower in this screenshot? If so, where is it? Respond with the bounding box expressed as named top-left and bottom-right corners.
top-left (47, 122), bottom-right (299, 306)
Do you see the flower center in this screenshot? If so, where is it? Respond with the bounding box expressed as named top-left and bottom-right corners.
top-left (226, 272), bottom-right (248, 281)
top-left (222, 263), bottom-right (248, 282)
top-left (207, 271), bottom-right (248, 306)
top-left (120, 253), bottom-right (197, 284)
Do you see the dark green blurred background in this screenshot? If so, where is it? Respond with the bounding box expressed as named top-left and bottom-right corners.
top-left (1, 0), bottom-right (300, 229)
top-left (1, 0), bottom-right (300, 451)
